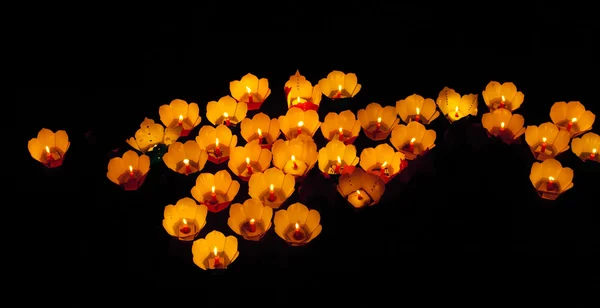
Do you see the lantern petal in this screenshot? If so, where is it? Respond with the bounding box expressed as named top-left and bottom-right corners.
top-left (556, 167), bottom-right (574, 192)
top-left (37, 128), bottom-right (55, 148)
top-left (158, 104), bottom-right (174, 127)
top-left (169, 99), bottom-right (189, 119)
top-left (484, 81), bottom-right (502, 105)
top-left (228, 203), bottom-right (245, 235)
top-left (268, 118), bottom-right (280, 139)
top-left (188, 102), bottom-right (201, 126)
top-left (317, 78), bottom-right (332, 97)
top-left (500, 82), bottom-right (517, 101)
top-left (54, 130), bottom-right (69, 152)
top-left (274, 210), bottom-right (289, 239)
top-left (508, 114), bottom-right (525, 136)
top-left (566, 101), bottom-right (585, 120)
top-left (122, 150), bottom-right (139, 169)
top-left (359, 147), bottom-right (377, 170)
top-left (248, 172), bottom-right (267, 199)
top-left (27, 138), bottom-right (42, 162)
top-left (343, 144), bottom-right (358, 166)
top-left (420, 98), bottom-right (437, 121)
top-left (191, 239), bottom-right (209, 270)
top-left (343, 73), bottom-right (359, 96)
top-left (317, 148), bottom-right (329, 173)
top-left (243, 198), bottom-right (264, 222)
top-left (224, 235), bottom-right (239, 262)
top-left (107, 157), bottom-right (124, 184)
top-left (421, 130), bottom-right (437, 149)
top-left (510, 91), bottom-right (524, 111)
top-left (206, 230), bottom-right (226, 251)
top-left (206, 100), bottom-right (222, 125)
top-left (262, 206), bottom-right (273, 229)
top-left (307, 225), bottom-right (322, 242)
top-left (577, 111), bottom-right (595, 131)
top-left (287, 202), bottom-right (309, 226)
top-left (162, 215), bottom-right (177, 237)
top-left (241, 73), bottom-right (259, 91)
top-left (541, 159), bottom-right (562, 178)
top-left (571, 137), bottom-right (583, 156)
top-left (381, 106), bottom-right (398, 126)
top-left (225, 180), bottom-right (240, 201)
top-left (529, 162), bottom-right (542, 186)
top-left (175, 197), bottom-right (199, 219)
top-left (554, 130), bottom-right (571, 153)
top-left (481, 113), bottom-right (493, 132)
top-left (550, 102), bottom-right (568, 125)
top-left (229, 80), bottom-right (246, 101)
top-left (214, 170), bottom-right (232, 193)
top-left (281, 174), bottom-right (296, 197)
top-left (182, 140), bottom-right (200, 163)
top-left (524, 125), bottom-right (539, 148)
top-left (304, 209), bottom-right (321, 233)
top-left (195, 173), bottom-right (215, 194)
top-left (311, 85), bottom-right (322, 105)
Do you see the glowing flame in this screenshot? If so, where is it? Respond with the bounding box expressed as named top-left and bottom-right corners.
top-left (295, 222), bottom-right (300, 231)
top-left (223, 112), bottom-right (228, 118)
top-left (246, 157), bottom-right (250, 165)
top-left (593, 148), bottom-right (597, 153)
top-left (269, 184), bottom-right (274, 191)
top-left (501, 122), bottom-right (505, 129)
top-left (182, 218), bottom-right (187, 225)
top-left (356, 190), bottom-right (361, 195)
top-left (297, 96), bottom-right (301, 103)
top-left (548, 176), bottom-right (555, 182)
top-left (410, 137), bottom-right (416, 143)
top-left (338, 84), bottom-right (342, 92)
top-left (257, 128), bottom-right (262, 136)
top-left (211, 186), bottom-right (215, 193)
top-left (213, 246), bottom-right (218, 256)
top-left (250, 218), bottom-right (255, 224)
top-left (45, 146), bottom-right (50, 154)
top-left (337, 156), bottom-right (341, 164)
top-left (129, 165), bottom-right (133, 172)
top-left (183, 159), bottom-right (189, 165)
top-left (381, 161), bottom-right (387, 167)
top-left (455, 106), bottom-right (459, 112)
top-left (215, 138), bottom-right (219, 146)
top-left (246, 86), bottom-right (251, 94)
top-left (178, 114), bottom-right (183, 122)
top-left (416, 107), bottom-right (420, 115)
top-left (297, 121), bottom-right (303, 127)
top-left (377, 117), bottom-right (381, 123)
top-left (291, 155), bottom-right (295, 161)
top-left (542, 137), bottom-right (547, 142)
top-left (339, 127), bottom-right (343, 133)
top-left (571, 118), bottom-right (577, 123)
top-left (501, 95), bottom-right (505, 102)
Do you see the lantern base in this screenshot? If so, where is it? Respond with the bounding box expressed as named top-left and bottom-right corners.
top-left (246, 101), bottom-right (264, 110)
top-left (399, 149), bottom-right (418, 160)
top-left (179, 128), bottom-right (192, 137)
top-left (207, 256), bottom-right (229, 270)
top-left (368, 170), bottom-right (397, 184)
top-left (290, 102), bottom-right (319, 111)
top-left (363, 127), bottom-right (392, 141)
top-left (261, 190), bottom-right (289, 209)
top-left (341, 135), bottom-right (358, 145)
top-left (175, 226), bottom-right (199, 241)
top-left (203, 200), bottom-right (231, 213)
top-left (207, 154), bottom-right (229, 164)
top-left (530, 148), bottom-right (554, 161)
top-left (284, 225), bottom-right (309, 246)
top-left (121, 174), bottom-right (148, 190)
top-left (43, 157), bottom-right (64, 168)
top-left (536, 189), bottom-right (561, 200)
top-left (240, 221), bottom-right (269, 241)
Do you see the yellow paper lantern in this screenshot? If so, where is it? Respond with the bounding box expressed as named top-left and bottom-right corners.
top-left (284, 70), bottom-right (322, 111)
top-left (274, 202), bottom-right (322, 246)
top-left (482, 81), bottom-right (524, 112)
top-left (196, 124), bottom-right (238, 164)
top-left (248, 167), bottom-right (295, 209)
top-left (550, 101), bottom-right (595, 138)
top-left (318, 70), bottom-right (361, 99)
top-left (278, 108), bottom-right (321, 139)
top-left (396, 94), bottom-right (440, 125)
top-left (228, 198), bottom-right (273, 241)
top-left (357, 102), bottom-right (399, 141)
top-left (481, 108), bottom-right (526, 144)
top-left (271, 134), bottom-right (318, 178)
top-left (162, 140), bottom-right (208, 175)
top-left (190, 170), bottom-right (240, 213)
top-left (228, 140), bottom-right (272, 181)
top-left (317, 139), bottom-right (359, 177)
top-left (230, 73), bottom-right (271, 110)
top-left (158, 99), bottom-right (202, 137)
top-left (389, 121), bottom-right (436, 160)
top-left (126, 117), bottom-right (181, 153)
top-left (337, 168), bottom-right (385, 209)
top-left (436, 87), bottom-right (478, 122)
top-left (192, 230), bottom-right (239, 270)
top-left (162, 197), bottom-right (208, 241)
top-left (359, 143), bottom-right (406, 183)
top-left (571, 132), bottom-right (599, 162)
top-left (28, 128), bottom-right (70, 168)
top-left (525, 122), bottom-right (570, 161)
top-left (530, 158), bottom-right (574, 200)
top-left (240, 112), bottom-right (280, 149)
top-left (206, 95), bottom-right (248, 127)
top-left (106, 150), bottom-right (150, 190)
top-left (320, 110), bottom-right (361, 144)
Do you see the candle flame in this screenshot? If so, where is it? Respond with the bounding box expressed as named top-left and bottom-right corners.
top-left (377, 117), bottom-right (381, 123)
top-left (223, 112), bottom-right (228, 118)
top-left (295, 222), bottom-right (300, 231)
top-left (213, 246), bottom-right (218, 256)
top-left (215, 138), bottom-right (219, 146)
top-left (297, 96), bottom-right (301, 103)
top-left (45, 146), bottom-right (50, 153)
top-left (179, 114), bottom-right (183, 122)
top-left (542, 137), bottom-right (547, 142)
top-left (269, 184), bottom-right (274, 191)
top-left (337, 156), bottom-right (341, 164)
top-left (250, 218), bottom-right (255, 224)
top-left (129, 165), bottom-right (133, 172)
top-left (571, 117), bottom-right (577, 122)
top-left (548, 176), bottom-right (554, 182)
top-left (501, 95), bottom-right (505, 102)
top-left (410, 137), bottom-right (416, 143)
top-left (246, 86), bottom-right (251, 93)
top-left (593, 148), bottom-right (597, 153)
top-left (338, 84), bottom-right (342, 91)
top-left (416, 107), bottom-right (420, 115)
top-left (501, 122), bottom-right (505, 128)
top-left (297, 121), bottom-right (303, 127)
top-left (182, 218), bottom-right (187, 225)
top-left (183, 159), bottom-right (189, 165)
top-left (257, 128), bottom-right (262, 136)
top-left (356, 190), bottom-right (361, 195)
top-left (339, 127), bottom-right (343, 133)
top-left (291, 155), bottom-right (295, 161)
top-left (211, 186), bottom-right (215, 193)
top-left (381, 161), bottom-right (387, 167)
top-left (455, 106), bottom-right (459, 112)
top-left (246, 157), bottom-right (250, 164)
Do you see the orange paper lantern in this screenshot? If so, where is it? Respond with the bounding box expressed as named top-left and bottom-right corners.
top-left (240, 112), bottom-right (280, 149)
top-left (28, 128), bottom-right (70, 168)
top-left (317, 139), bottom-right (359, 177)
top-left (337, 168), bottom-right (385, 209)
top-left (271, 134), bottom-right (318, 179)
top-left (191, 170), bottom-right (241, 213)
top-left (320, 110), bottom-right (361, 144)
top-left (284, 70), bottom-right (322, 111)
top-left (481, 108), bottom-right (526, 144)
top-left (357, 102), bottom-right (399, 141)
top-left (278, 108), bottom-right (321, 140)
top-left (196, 124), bottom-right (238, 164)
top-left (571, 132), bottom-right (599, 162)
top-left (228, 140), bottom-right (272, 181)
top-left (126, 118), bottom-right (181, 153)
top-left (359, 143), bottom-right (406, 183)
top-left (248, 167), bottom-right (295, 209)
top-left (162, 140), bottom-right (208, 175)
top-left (318, 70), bottom-right (361, 99)
top-left (230, 73), bottom-right (271, 110)
top-left (389, 121), bottom-right (436, 160)
top-left (436, 87), bottom-right (478, 123)
top-left (530, 158), bottom-right (574, 200)
top-left (550, 101), bottom-right (595, 138)
top-left (159, 99), bottom-right (202, 137)
top-left (107, 150), bottom-right (150, 190)
top-left (525, 122), bottom-right (570, 161)
top-left (396, 94), bottom-right (440, 125)
top-left (228, 198), bottom-right (273, 241)
top-left (206, 95), bottom-right (248, 127)
top-left (274, 202), bottom-right (322, 246)
top-left (482, 81), bottom-right (524, 112)
top-left (192, 230), bottom-right (239, 270)
top-left (162, 197), bottom-right (208, 241)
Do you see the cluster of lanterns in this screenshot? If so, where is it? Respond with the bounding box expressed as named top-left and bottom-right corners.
top-left (28, 70), bottom-right (598, 270)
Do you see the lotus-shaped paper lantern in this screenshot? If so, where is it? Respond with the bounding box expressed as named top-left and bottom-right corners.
top-left (162, 197), bottom-right (208, 241)
top-left (228, 140), bottom-right (272, 181)
top-left (271, 134), bottom-right (318, 178)
top-left (191, 170), bottom-right (240, 213)
top-left (230, 73), bottom-right (271, 110)
top-left (228, 198), bottom-right (273, 241)
top-left (482, 81), bottom-right (524, 112)
top-left (126, 117), bottom-right (181, 155)
top-left (248, 167), bottom-right (295, 209)
top-left (196, 124), bottom-right (237, 164)
top-left (357, 102), bottom-right (399, 141)
top-left (317, 139), bottom-right (359, 178)
top-left (159, 99), bottom-right (202, 137)
top-left (550, 101), bottom-right (595, 137)
top-left (278, 108), bottom-right (320, 139)
top-left (284, 70), bottom-right (322, 111)
top-left (320, 110), bottom-right (361, 144)
top-left (106, 150), bottom-right (150, 190)
top-left (530, 158), bottom-right (574, 200)
top-left (481, 108), bottom-right (526, 144)
top-left (240, 112), bottom-right (280, 149)
top-left (389, 121), bottom-right (436, 160)
top-left (192, 230), bottom-right (239, 270)
top-left (436, 87), bottom-right (478, 122)
top-left (396, 94), bottom-right (440, 125)
top-left (162, 140), bottom-right (208, 175)
top-left (359, 143), bottom-right (406, 183)
top-left (205, 95), bottom-right (248, 127)
top-left (274, 202), bottom-right (321, 246)
top-left (318, 70), bottom-right (361, 99)
top-left (28, 128), bottom-right (70, 168)
top-left (525, 122), bottom-right (570, 161)
top-left (571, 132), bottom-right (599, 162)
top-left (337, 168), bottom-right (385, 209)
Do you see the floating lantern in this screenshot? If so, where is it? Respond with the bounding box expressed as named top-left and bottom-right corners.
top-left (162, 140), bottom-right (208, 175)
top-left (389, 121), bottom-right (436, 160)
top-left (318, 70), bottom-right (361, 99)
top-left (240, 112), bottom-right (280, 149)
top-left (205, 95), bottom-right (248, 127)
top-left (192, 230), bottom-right (239, 270)
top-left (359, 143), bottom-right (406, 183)
top-left (274, 202), bottom-right (322, 246)
top-left (196, 124), bottom-right (237, 164)
top-left (571, 132), bottom-right (599, 162)
top-left (227, 198), bottom-right (273, 241)
top-left (317, 139), bottom-right (359, 178)
top-left (158, 99), bottom-right (202, 137)
top-left (190, 170), bottom-right (240, 213)
top-left (228, 140), bottom-right (272, 181)
top-left (481, 108), bottom-right (526, 144)
top-left (248, 167), bottom-right (295, 209)
top-left (230, 73), bottom-right (271, 110)
top-left (162, 197), bottom-right (208, 241)
top-left (530, 158), bottom-right (574, 200)
top-left (320, 110), bottom-right (361, 144)
top-left (278, 108), bottom-right (320, 139)
top-left (357, 102), bottom-right (399, 141)
top-left (549, 101), bottom-right (595, 137)
top-left (271, 134), bottom-right (318, 179)
top-left (337, 168), bottom-right (385, 209)
top-left (525, 122), bottom-right (570, 161)
top-left (284, 70), bottom-right (322, 111)
top-left (396, 94), bottom-right (440, 125)
top-left (436, 87), bottom-right (478, 122)
top-left (126, 118), bottom-right (181, 165)
top-left (482, 81), bottom-right (524, 112)
top-left (106, 150), bottom-right (150, 190)
top-left (28, 128), bottom-right (70, 168)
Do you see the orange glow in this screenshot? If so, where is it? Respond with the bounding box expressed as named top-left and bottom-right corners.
top-left (337, 156), bottom-right (341, 164)
top-left (297, 121), bottom-right (303, 127)
top-left (377, 117), bottom-right (381, 123)
top-left (381, 161), bottom-right (387, 167)
top-left (182, 218), bottom-right (188, 225)
top-left (338, 84), bottom-right (342, 92)
top-left (246, 86), bottom-right (251, 94)
top-left (183, 159), bottom-right (189, 165)
top-left (416, 107), bottom-right (420, 115)
top-left (215, 138), bottom-right (219, 146)
top-left (295, 222), bottom-right (300, 231)
top-left (501, 95), bottom-right (505, 102)
top-left (178, 114), bottom-right (183, 123)
top-left (257, 128), bottom-right (262, 136)
top-left (250, 218), bottom-right (255, 224)
top-left (45, 146), bottom-right (50, 154)
top-left (410, 137), bottom-right (416, 143)
top-left (223, 112), bottom-right (228, 118)
top-left (593, 148), bottom-right (597, 154)
top-left (269, 184), bottom-right (274, 192)
top-left (501, 122), bottom-right (505, 129)
top-left (542, 137), bottom-right (547, 142)
top-left (246, 157), bottom-right (250, 165)
top-left (211, 186), bottom-right (215, 194)
top-left (339, 127), bottom-right (343, 133)
top-left (129, 165), bottom-right (133, 172)
top-left (548, 176), bottom-right (554, 182)
top-left (213, 246), bottom-right (218, 256)
top-left (571, 117), bottom-right (577, 123)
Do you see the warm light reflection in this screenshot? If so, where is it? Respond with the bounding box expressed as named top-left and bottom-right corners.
top-left (246, 157), bottom-right (250, 164)
top-left (416, 107), bottom-right (420, 115)
top-left (339, 127), bottom-right (343, 133)
top-left (182, 218), bottom-right (188, 225)
top-left (548, 176), bottom-right (554, 182)
top-left (381, 161), bottom-right (387, 167)
top-left (183, 159), bottom-right (189, 165)
top-left (297, 121), bottom-right (303, 127)
top-left (129, 165), bottom-right (133, 172)
top-left (410, 137), bottom-right (416, 143)
top-left (213, 246), bottom-right (218, 256)
top-left (291, 155), bottom-right (295, 161)
top-left (542, 137), bottom-right (547, 142)
top-left (211, 186), bottom-right (215, 193)
top-left (593, 148), bottom-right (597, 153)
top-left (178, 114), bottom-right (183, 122)
top-left (337, 156), bottom-right (341, 164)
top-left (246, 86), bottom-right (251, 93)
top-left (257, 128), bottom-right (262, 136)
top-left (572, 118), bottom-right (577, 123)
top-left (269, 184), bottom-right (274, 191)
top-left (377, 117), bottom-right (381, 123)
top-left (223, 112), bottom-right (228, 118)
top-left (215, 138), bottom-right (219, 146)
top-left (45, 146), bottom-right (50, 153)
top-left (501, 122), bottom-right (505, 129)
top-left (338, 84), bottom-right (342, 92)
top-left (295, 222), bottom-right (300, 231)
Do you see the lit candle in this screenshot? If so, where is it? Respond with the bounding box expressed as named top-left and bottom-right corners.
top-left (246, 86), bottom-right (253, 104)
top-left (500, 122), bottom-right (505, 131)
top-left (591, 148), bottom-right (596, 159)
top-left (335, 84), bottom-right (342, 98)
top-left (380, 161), bottom-right (387, 174)
top-left (180, 218), bottom-right (190, 234)
top-left (183, 159), bottom-right (190, 174)
top-left (409, 137), bottom-right (416, 152)
top-left (178, 114), bottom-right (183, 126)
top-left (356, 190), bottom-right (362, 200)
top-left (129, 165), bottom-right (134, 178)
top-left (291, 155), bottom-right (297, 168)
top-left (248, 218), bottom-right (256, 232)
top-left (540, 137), bottom-right (547, 153)
top-left (215, 138), bottom-right (221, 156)
top-left (454, 106), bottom-right (459, 118)
top-left (296, 96), bottom-right (301, 105)
top-left (45, 146), bottom-right (52, 161)
top-left (257, 128), bottom-right (263, 144)
top-left (223, 112), bottom-right (230, 126)
top-left (338, 127), bottom-right (344, 141)
top-left (500, 95), bottom-right (505, 108)
top-left (376, 117), bottom-right (381, 131)
top-left (211, 186), bottom-right (217, 203)
top-left (297, 121), bottom-right (303, 135)
top-left (293, 222), bottom-right (302, 240)
top-left (567, 117), bottom-right (576, 131)
top-left (415, 107), bottom-right (420, 122)
top-left (547, 176), bottom-right (555, 190)
top-left (334, 156), bottom-right (341, 173)
top-left (268, 184), bottom-right (275, 201)
top-left (213, 246), bottom-right (220, 267)
top-left (246, 157), bottom-right (253, 174)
